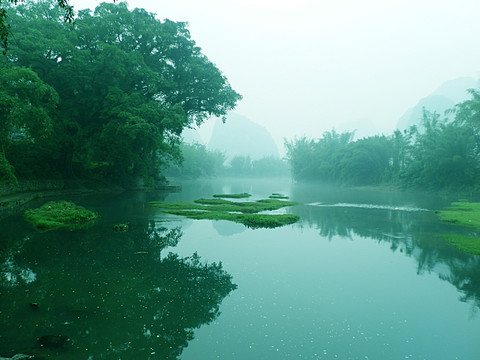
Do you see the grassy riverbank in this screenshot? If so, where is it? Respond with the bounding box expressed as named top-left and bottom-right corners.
top-left (436, 202), bottom-right (480, 255)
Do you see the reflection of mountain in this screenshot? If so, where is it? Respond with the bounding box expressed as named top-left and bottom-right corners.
top-left (212, 220), bottom-right (246, 236)
top-left (291, 186), bottom-right (480, 311)
top-left (208, 113), bottom-right (279, 160)
top-left (0, 217), bottom-right (236, 359)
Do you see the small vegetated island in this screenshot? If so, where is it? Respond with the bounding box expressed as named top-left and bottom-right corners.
top-left (436, 201), bottom-right (480, 255)
top-left (150, 193), bottom-right (299, 229)
top-left (24, 201), bottom-right (98, 231)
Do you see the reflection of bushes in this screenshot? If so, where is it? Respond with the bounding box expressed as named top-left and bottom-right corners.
top-left (0, 225), bottom-right (237, 359)
top-left (295, 202), bottom-right (480, 311)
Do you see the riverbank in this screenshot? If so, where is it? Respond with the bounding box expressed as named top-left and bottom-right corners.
top-left (0, 179), bottom-right (181, 215)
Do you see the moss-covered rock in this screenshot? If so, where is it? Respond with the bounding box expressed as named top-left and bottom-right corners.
top-left (24, 201), bottom-right (98, 231)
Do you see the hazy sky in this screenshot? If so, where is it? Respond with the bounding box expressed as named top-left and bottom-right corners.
top-left (71, 0), bottom-right (480, 152)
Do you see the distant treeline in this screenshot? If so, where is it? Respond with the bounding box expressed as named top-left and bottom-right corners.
top-left (0, 0), bottom-right (240, 187)
top-left (166, 142), bottom-right (289, 179)
top-left (285, 89), bottom-right (480, 191)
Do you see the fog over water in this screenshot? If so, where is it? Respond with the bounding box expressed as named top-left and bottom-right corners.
top-left (71, 0), bottom-right (480, 152)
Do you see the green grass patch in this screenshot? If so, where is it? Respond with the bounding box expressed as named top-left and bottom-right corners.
top-left (212, 193), bottom-right (251, 199)
top-left (152, 198), bottom-right (299, 214)
top-left (441, 234), bottom-right (480, 255)
top-left (161, 210), bottom-right (299, 229)
top-left (436, 202), bottom-right (480, 228)
top-left (436, 201), bottom-right (480, 255)
top-left (269, 193), bottom-right (289, 199)
top-left (150, 196), bottom-right (300, 229)
top-left (24, 201), bottom-right (98, 231)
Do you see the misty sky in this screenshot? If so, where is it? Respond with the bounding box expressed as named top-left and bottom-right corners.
top-left (71, 0), bottom-right (480, 152)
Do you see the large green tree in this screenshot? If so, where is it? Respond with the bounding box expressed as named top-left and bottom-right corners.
top-left (4, 0), bottom-right (241, 185)
top-left (0, 58), bottom-right (59, 182)
top-left (0, 0), bottom-right (74, 53)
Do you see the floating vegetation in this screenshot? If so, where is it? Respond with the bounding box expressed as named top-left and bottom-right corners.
top-left (436, 202), bottom-right (480, 255)
top-left (24, 201), bottom-right (98, 231)
top-left (151, 196), bottom-right (299, 229)
top-left (269, 193), bottom-right (289, 199)
top-left (212, 193), bottom-right (251, 199)
top-left (436, 202), bottom-right (480, 228)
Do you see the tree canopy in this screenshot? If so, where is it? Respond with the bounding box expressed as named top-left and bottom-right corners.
top-left (0, 0), bottom-right (74, 53)
top-left (286, 96), bottom-right (480, 191)
top-left (1, 0), bottom-right (241, 186)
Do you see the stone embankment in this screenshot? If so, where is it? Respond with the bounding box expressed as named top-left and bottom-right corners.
top-left (0, 179), bottom-right (181, 214)
top-left (0, 180), bottom-right (67, 213)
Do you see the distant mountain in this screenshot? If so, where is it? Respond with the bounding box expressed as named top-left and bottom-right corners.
top-left (396, 77), bottom-right (478, 130)
top-left (396, 95), bottom-right (456, 130)
top-left (208, 113), bottom-right (279, 160)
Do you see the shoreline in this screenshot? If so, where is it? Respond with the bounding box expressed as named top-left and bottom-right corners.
top-left (0, 181), bottom-right (181, 215)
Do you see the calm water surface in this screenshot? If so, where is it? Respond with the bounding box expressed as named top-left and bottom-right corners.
top-left (1, 178), bottom-right (480, 359)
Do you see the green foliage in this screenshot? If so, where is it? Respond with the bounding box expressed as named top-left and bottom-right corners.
top-left (225, 155), bottom-right (289, 177)
top-left (339, 136), bottom-right (391, 185)
top-left (150, 195), bottom-right (300, 229)
top-left (3, 0), bottom-right (241, 185)
top-left (285, 130), bottom-right (354, 182)
top-left (24, 200), bottom-right (97, 231)
top-left (166, 142), bottom-right (226, 179)
top-left (251, 156), bottom-right (289, 177)
top-left (0, 62), bottom-right (59, 144)
top-left (0, 0), bottom-right (74, 54)
top-left (286, 96), bottom-right (480, 190)
top-left (400, 110), bottom-right (479, 189)
top-left (0, 151), bottom-right (17, 185)
top-left (228, 155), bottom-right (252, 175)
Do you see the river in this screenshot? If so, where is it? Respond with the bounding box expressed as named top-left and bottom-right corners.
top-left (1, 178), bottom-right (480, 359)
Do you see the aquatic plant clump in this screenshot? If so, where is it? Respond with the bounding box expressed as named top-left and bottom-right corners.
top-left (151, 195), bottom-right (299, 229)
top-left (436, 201), bottom-right (480, 255)
top-left (436, 202), bottom-right (480, 228)
top-left (212, 193), bottom-right (251, 199)
top-left (24, 201), bottom-right (98, 231)
top-left (269, 193), bottom-right (289, 199)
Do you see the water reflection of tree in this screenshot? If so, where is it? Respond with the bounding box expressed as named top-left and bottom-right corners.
top-left (294, 204), bottom-right (480, 311)
top-left (0, 221), bottom-right (237, 359)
